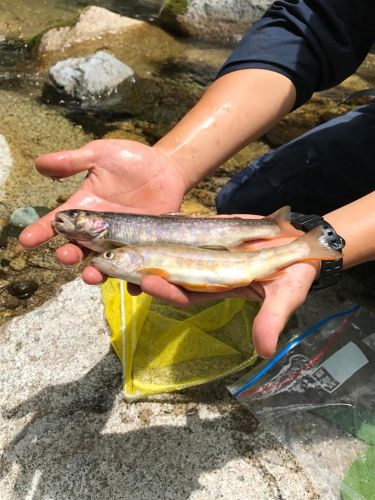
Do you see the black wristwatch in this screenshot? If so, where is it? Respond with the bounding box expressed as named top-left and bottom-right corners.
top-left (290, 212), bottom-right (346, 290)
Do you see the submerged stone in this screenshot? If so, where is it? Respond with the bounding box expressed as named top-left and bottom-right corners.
top-left (9, 207), bottom-right (46, 228)
top-left (45, 51), bottom-right (135, 106)
top-left (37, 7), bottom-right (143, 55)
top-left (7, 279), bottom-right (38, 299)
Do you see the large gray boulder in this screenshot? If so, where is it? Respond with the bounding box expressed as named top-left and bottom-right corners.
top-left (0, 277), bottom-right (318, 499)
top-left (159, 0), bottom-right (272, 43)
top-left (46, 51), bottom-right (135, 106)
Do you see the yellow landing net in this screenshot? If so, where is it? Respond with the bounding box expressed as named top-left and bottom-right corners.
top-left (101, 278), bottom-right (259, 400)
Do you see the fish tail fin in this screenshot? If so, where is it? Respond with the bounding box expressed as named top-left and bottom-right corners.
top-left (298, 226), bottom-right (343, 261)
top-left (268, 206), bottom-right (301, 238)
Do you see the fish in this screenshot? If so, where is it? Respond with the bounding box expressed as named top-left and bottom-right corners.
top-left (91, 226), bottom-right (342, 292)
top-left (52, 206), bottom-right (297, 252)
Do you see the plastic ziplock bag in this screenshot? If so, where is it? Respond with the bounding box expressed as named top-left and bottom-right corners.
top-left (229, 304), bottom-right (375, 499)
top-left (101, 278), bottom-right (259, 400)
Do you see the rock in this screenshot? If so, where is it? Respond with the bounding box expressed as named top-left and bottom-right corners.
top-left (159, 0), bottom-right (272, 43)
top-left (0, 278), bottom-right (9, 291)
top-left (34, 6), bottom-right (185, 77)
top-left (9, 207), bottom-right (49, 230)
top-left (0, 217), bottom-right (8, 248)
top-left (0, 90), bottom-right (91, 219)
top-left (45, 51), bottom-right (135, 106)
top-left (38, 7), bottom-right (143, 55)
top-left (0, 277), bottom-right (319, 499)
top-left (9, 256), bottom-right (27, 272)
top-left (7, 279), bottom-right (38, 299)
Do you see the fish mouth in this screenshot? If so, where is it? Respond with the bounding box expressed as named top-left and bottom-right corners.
top-left (91, 256), bottom-right (111, 274)
top-left (52, 213), bottom-right (76, 233)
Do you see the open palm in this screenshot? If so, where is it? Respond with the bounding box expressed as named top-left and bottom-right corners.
top-left (19, 139), bottom-right (186, 281)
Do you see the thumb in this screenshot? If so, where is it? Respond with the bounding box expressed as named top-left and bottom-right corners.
top-left (252, 290), bottom-right (300, 358)
top-left (35, 146), bottom-right (95, 179)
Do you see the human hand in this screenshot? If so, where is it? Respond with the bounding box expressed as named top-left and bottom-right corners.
top-left (19, 139), bottom-right (187, 283)
top-left (127, 232), bottom-right (318, 358)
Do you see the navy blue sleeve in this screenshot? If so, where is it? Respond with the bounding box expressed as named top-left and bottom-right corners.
top-left (216, 0), bottom-right (375, 108)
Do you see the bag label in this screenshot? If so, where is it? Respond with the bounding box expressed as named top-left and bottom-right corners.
top-left (312, 342), bottom-right (368, 393)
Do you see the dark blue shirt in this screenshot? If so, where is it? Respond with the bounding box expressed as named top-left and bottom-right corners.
top-left (217, 0), bottom-right (375, 108)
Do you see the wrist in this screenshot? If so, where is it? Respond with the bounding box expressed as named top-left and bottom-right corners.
top-left (291, 212), bottom-right (345, 290)
top-left (152, 142), bottom-right (195, 194)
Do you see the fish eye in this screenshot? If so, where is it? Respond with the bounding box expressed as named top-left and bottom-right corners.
top-left (103, 251), bottom-right (114, 260)
top-left (68, 209), bottom-right (80, 218)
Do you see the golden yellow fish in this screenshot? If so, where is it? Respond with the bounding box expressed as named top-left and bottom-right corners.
top-left (91, 227), bottom-right (342, 292)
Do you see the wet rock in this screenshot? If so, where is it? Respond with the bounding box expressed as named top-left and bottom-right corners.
top-left (34, 6), bottom-right (189, 79)
top-left (37, 7), bottom-right (143, 55)
top-left (7, 280), bottom-right (38, 300)
top-left (1, 294), bottom-right (20, 310)
top-left (0, 279), bottom-right (9, 291)
top-left (9, 256), bottom-right (27, 272)
top-left (159, 0), bottom-right (272, 43)
top-left (0, 217), bottom-right (8, 248)
top-left (44, 51), bottom-right (135, 106)
top-left (27, 253), bottom-right (61, 271)
top-left (8, 207), bottom-right (50, 235)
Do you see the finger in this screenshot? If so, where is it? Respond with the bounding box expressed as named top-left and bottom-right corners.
top-left (35, 146), bottom-right (95, 179)
top-left (19, 211), bottom-right (58, 248)
top-left (82, 265), bottom-right (106, 285)
top-left (140, 275), bottom-right (251, 306)
top-left (251, 279), bottom-right (311, 359)
top-left (55, 244), bottom-right (89, 266)
top-left (252, 297), bottom-right (292, 359)
top-left (140, 275), bottom-right (195, 306)
top-left (19, 192), bottom-right (105, 248)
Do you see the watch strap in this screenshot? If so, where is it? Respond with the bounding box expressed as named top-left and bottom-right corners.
top-left (290, 212), bottom-right (345, 290)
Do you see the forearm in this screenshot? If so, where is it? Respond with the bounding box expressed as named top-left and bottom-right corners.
top-left (325, 191), bottom-right (375, 269)
top-left (154, 69), bottom-right (296, 191)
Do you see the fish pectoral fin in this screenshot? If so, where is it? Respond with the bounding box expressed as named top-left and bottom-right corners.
top-left (141, 268), bottom-right (171, 279)
top-left (199, 245), bottom-right (228, 251)
top-left (256, 270), bottom-right (286, 282)
top-left (230, 236), bottom-right (299, 252)
top-left (174, 282), bottom-right (235, 292)
top-left (228, 241), bottom-right (263, 252)
top-left (105, 239), bottom-right (129, 248)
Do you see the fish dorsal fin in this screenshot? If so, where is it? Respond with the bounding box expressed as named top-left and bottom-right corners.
top-left (268, 206), bottom-right (291, 223)
top-left (268, 206), bottom-right (301, 238)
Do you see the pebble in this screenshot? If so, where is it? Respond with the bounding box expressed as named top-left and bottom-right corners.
top-left (0, 279), bottom-right (9, 291)
top-left (7, 280), bottom-right (39, 300)
top-left (9, 256), bottom-right (27, 271)
top-left (2, 295), bottom-right (20, 310)
top-left (9, 207), bottom-right (50, 231)
top-left (0, 217), bottom-right (8, 248)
